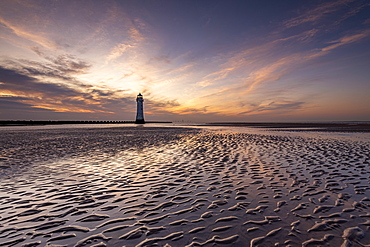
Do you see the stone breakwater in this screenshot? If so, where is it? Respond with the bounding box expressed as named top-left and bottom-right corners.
top-left (0, 127), bottom-right (369, 247)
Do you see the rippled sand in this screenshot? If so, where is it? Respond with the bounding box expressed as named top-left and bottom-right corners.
top-left (0, 126), bottom-right (369, 247)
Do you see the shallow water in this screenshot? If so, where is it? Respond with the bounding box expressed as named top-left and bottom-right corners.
top-left (0, 125), bottom-right (369, 246)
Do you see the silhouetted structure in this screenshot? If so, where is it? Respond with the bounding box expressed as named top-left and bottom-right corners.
top-left (135, 93), bottom-right (145, 124)
top-left (0, 120), bottom-right (172, 126)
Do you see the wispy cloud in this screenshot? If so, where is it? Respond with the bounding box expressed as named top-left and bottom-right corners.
top-left (239, 101), bottom-right (305, 115)
top-left (105, 26), bottom-right (146, 62)
top-left (197, 67), bottom-right (236, 87)
top-left (283, 0), bottom-right (358, 28)
top-left (106, 43), bottom-right (135, 61)
top-left (0, 16), bottom-right (56, 49)
top-left (149, 55), bottom-right (171, 64)
top-left (321, 29), bottom-right (370, 52)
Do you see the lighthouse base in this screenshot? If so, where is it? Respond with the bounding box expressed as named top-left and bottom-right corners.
top-left (135, 119), bottom-right (145, 124)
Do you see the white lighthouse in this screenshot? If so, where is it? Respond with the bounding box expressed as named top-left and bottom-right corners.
top-left (135, 93), bottom-right (145, 124)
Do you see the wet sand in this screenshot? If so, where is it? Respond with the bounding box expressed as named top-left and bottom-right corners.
top-left (0, 126), bottom-right (369, 246)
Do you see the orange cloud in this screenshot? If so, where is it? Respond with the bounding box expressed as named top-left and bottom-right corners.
top-left (321, 30), bottom-right (370, 52)
top-left (0, 16), bottom-right (56, 49)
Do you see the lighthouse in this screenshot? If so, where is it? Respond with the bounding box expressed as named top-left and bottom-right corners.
top-left (135, 93), bottom-right (145, 124)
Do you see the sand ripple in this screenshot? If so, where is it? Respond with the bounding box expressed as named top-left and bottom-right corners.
top-left (0, 126), bottom-right (369, 246)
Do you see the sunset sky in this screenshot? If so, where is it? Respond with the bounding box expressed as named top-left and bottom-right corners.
top-left (1, 0), bottom-right (369, 122)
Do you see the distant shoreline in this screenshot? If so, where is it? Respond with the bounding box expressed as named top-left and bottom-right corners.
top-left (203, 122), bottom-right (370, 132)
top-left (0, 120), bottom-right (172, 126)
top-left (1, 120), bottom-right (370, 132)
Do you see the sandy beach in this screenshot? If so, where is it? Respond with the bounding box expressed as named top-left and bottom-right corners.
top-left (0, 125), bottom-right (369, 247)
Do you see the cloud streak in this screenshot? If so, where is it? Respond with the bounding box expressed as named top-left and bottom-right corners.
top-left (283, 0), bottom-right (359, 28)
top-left (321, 30), bottom-right (370, 52)
top-left (0, 16), bottom-right (57, 49)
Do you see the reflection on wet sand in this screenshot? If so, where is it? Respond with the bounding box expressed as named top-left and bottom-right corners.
top-left (0, 126), bottom-right (369, 246)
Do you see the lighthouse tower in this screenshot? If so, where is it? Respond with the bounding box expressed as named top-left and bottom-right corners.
top-left (135, 93), bottom-right (145, 124)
